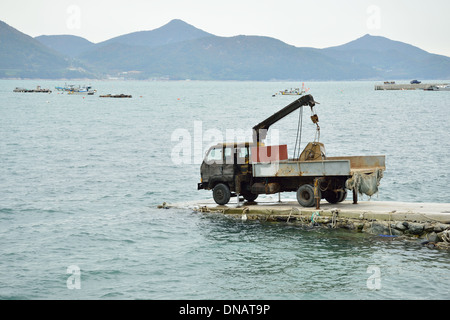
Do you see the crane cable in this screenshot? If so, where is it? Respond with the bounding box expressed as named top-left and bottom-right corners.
top-left (293, 106), bottom-right (303, 159)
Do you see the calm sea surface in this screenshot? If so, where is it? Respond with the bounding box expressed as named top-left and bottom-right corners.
top-left (0, 79), bottom-right (449, 300)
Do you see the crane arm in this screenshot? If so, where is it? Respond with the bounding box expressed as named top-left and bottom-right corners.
top-left (252, 94), bottom-right (317, 144)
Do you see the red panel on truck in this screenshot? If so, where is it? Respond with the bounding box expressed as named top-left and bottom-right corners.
top-left (251, 145), bottom-right (288, 163)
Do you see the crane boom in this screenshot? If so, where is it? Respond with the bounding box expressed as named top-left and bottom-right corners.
top-left (252, 94), bottom-right (317, 144)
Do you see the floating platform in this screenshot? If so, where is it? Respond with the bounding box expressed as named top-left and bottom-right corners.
top-left (99, 94), bottom-right (132, 98)
top-left (163, 197), bottom-right (450, 249)
top-left (13, 86), bottom-right (52, 93)
top-left (374, 83), bottom-right (448, 90)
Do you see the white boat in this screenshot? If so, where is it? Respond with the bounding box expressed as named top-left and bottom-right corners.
top-left (56, 84), bottom-right (96, 95)
top-left (273, 83), bottom-right (309, 96)
top-left (55, 84), bottom-right (77, 91)
top-left (279, 88), bottom-right (304, 95)
top-left (67, 85), bottom-right (97, 95)
top-left (424, 85), bottom-right (450, 91)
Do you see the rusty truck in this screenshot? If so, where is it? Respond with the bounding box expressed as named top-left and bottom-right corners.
top-left (197, 95), bottom-right (385, 208)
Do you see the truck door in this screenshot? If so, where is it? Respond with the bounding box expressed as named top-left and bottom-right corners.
top-left (203, 146), bottom-right (224, 184)
top-left (236, 146), bottom-right (250, 175)
top-left (222, 146), bottom-right (236, 183)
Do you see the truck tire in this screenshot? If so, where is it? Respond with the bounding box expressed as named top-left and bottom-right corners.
top-left (213, 183), bottom-right (231, 205)
top-left (297, 184), bottom-right (320, 207)
top-left (338, 190), bottom-right (347, 202)
top-left (324, 190), bottom-right (346, 204)
top-left (242, 192), bottom-right (258, 202)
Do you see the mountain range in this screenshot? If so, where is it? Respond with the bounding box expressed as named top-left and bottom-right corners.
top-left (1, 19), bottom-right (449, 80)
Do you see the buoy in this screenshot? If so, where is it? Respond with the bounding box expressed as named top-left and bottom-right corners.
top-left (157, 202), bottom-right (169, 209)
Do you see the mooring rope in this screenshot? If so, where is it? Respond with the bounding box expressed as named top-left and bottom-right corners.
top-left (311, 211), bottom-right (320, 225)
top-left (331, 209), bottom-right (339, 229)
top-left (442, 230), bottom-right (450, 243)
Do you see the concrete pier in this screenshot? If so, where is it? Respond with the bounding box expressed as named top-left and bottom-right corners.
top-left (374, 83), bottom-right (448, 90)
top-left (163, 197), bottom-right (450, 249)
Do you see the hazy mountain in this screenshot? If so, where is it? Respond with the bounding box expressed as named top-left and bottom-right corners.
top-left (97, 19), bottom-right (213, 48)
top-left (0, 20), bottom-right (94, 79)
top-left (321, 34), bottom-right (450, 79)
top-left (77, 23), bottom-right (450, 80)
top-left (79, 35), bottom-right (375, 80)
top-left (35, 34), bottom-right (95, 58)
top-left (2, 18), bottom-right (450, 80)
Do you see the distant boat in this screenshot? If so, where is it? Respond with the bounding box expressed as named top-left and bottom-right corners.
top-left (410, 80), bottom-right (421, 84)
top-left (55, 84), bottom-right (77, 91)
top-left (67, 89), bottom-right (96, 95)
top-left (279, 88), bottom-right (304, 95)
top-left (424, 85), bottom-right (450, 91)
top-left (66, 85), bottom-right (96, 95)
top-left (56, 84), bottom-right (96, 95)
top-left (273, 83), bottom-right (309, 96)
top-left (384, 81), bottom-right (395, 84)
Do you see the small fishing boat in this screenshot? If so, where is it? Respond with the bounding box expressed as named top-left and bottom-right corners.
top-left (279, 88), bottom-right (304, 95)
top-left (56, 84), bottom-right (96, 95)
top-left (55, 84), bottom-right (78, 91)
top-left (66, 85), bottom-right (96, 95)
top-left (273, 83), bottom-right (309, 97)
top-left (410, 79), bottom-right (421, 84)
top-left (424, 85), bottom-right (450, 91)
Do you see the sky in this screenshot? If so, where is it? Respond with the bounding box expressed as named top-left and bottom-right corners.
top-left (1, 0), bottom-right (450, 56)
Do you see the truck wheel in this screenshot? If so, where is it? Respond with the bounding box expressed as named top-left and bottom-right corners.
top-left (213, 183), bottom-right (231, 205)
top-left (242, 192), bottom-right (258, 202)
top-left (338, 190), bottom-right (347, 202)
top-left (324, 190), bottom-right (346, 204)
top-left (297, 184), bottom-right (320, 207)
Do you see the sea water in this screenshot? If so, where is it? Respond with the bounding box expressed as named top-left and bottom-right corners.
top-left (0, 79), bottom-right (449, 300)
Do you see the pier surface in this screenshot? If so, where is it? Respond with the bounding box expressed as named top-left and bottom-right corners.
top-left (169, 198), bottom-right (450, 223)
top-left (164, 198), bottom-right (450, 247)
top-left (374, 83), bottom-right (448, 90)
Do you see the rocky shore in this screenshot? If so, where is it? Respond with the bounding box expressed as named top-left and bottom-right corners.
top-left (183, 200), bottom-right (450, 250)
top-left (161, 199), bottom-right (450, 249)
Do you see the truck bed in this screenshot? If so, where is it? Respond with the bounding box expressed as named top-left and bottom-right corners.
top-left (252, 155), bottom-right (385, 178)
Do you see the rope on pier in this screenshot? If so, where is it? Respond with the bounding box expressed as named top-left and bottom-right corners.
top-left (286, 209), bottom-right (294, 223)
top-left (331, 209), bottom-right (339, 228)
top-left (311, 211), bottom-right (320, 225)
top-left (442, 230), bottom-right (450, 243)
top-left (242, 207), bottom-right (249, 221)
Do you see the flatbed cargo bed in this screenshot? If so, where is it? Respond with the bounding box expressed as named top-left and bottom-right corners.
top-left (252, 156), bottom-right (385, 177)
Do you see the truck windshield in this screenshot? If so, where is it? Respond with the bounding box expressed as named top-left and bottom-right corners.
top-left (206, 147), bottom-right (223, 164)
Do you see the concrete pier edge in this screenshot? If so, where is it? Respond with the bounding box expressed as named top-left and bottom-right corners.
top-left (374, 83), bottom-right (448, 90)
top-left (161, 199), bottom-right (450, 249)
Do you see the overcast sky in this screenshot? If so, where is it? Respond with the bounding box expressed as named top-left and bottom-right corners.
top-left (1, 0), bottom-right (449, 56)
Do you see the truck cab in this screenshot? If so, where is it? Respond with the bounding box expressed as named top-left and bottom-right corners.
top-left (198, 142), bottom-right (254, 205)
